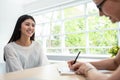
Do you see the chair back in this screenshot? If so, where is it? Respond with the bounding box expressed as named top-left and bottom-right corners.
top-left (0, 62), bottom-right (6, 74)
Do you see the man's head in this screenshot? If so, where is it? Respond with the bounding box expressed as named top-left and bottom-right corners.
top-left (93, 0), bottom-right (120, 23)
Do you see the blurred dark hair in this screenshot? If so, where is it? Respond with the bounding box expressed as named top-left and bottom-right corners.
top-left (8, 14), bottom-right (35, 43)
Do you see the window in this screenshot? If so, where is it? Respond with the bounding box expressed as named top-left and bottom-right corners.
top-left (34, 1), bottom-right (120, 56)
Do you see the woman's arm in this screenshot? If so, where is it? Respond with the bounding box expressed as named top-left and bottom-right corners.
top-left (4, 45), bottom-right (23, 72)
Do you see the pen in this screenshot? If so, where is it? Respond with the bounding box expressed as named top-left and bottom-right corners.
top-left (73, 51), bottom-right (81, 64)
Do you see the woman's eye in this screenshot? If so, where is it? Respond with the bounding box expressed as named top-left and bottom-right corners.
top-left (25, 22), bottom-right (35, 27)
top-left (32, 24), bottom-right (35, 27)
top-left (26, 23), bottom-right (30, 26)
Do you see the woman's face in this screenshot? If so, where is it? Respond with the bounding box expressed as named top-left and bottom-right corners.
top-left (20, 19), bottom-right (35, 38)
top-left (94, 0), bottom-right (120, 23)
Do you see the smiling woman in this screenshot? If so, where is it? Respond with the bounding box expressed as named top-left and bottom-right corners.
top-left (4, 14), bottom-right (49, 73)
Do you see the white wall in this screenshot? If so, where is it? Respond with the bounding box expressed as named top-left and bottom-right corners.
top-left (23, 0), bottom-right (85, 14)
top-left (0, 0), bottom-right (23, 62)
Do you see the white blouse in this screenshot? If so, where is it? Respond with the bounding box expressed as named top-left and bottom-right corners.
top-left (4, 41), bottom-right (49, 73)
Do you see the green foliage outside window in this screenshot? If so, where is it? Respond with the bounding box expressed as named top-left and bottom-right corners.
top-left (35, 2), bottom-right (119, 55)
top-left (108, 46), bottom-right (120, 57)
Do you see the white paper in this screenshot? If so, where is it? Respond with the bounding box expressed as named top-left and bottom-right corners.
top-left (57, 66), bottom-right (75, 75)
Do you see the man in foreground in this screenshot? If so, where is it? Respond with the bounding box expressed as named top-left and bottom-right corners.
top-left (68, 0), bottom-right (120, 80)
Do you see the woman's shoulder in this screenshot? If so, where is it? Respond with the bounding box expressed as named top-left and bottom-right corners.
top-left (4, 42), bottom-right (17, 53)
top-left (4, 42), bottom-right (15, 49)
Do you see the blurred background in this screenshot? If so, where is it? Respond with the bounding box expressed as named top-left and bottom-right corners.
top-left (0, 0), bottom-right (120, 64)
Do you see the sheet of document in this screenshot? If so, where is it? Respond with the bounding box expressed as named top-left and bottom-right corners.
top-left (57, 66), bottom-right (75, 75)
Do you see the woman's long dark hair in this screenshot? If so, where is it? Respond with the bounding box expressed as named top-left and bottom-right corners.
top-left (4, 14), bottom-right (36, 61)
top-left (8, 14), bottom-right (35, 43)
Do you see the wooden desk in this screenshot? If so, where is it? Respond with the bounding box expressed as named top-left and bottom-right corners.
top-left (0, 62), bottom-right (86, 80)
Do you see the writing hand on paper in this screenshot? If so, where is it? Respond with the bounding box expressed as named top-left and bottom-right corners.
top-left (67, 60), bottom-right (84, 71)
